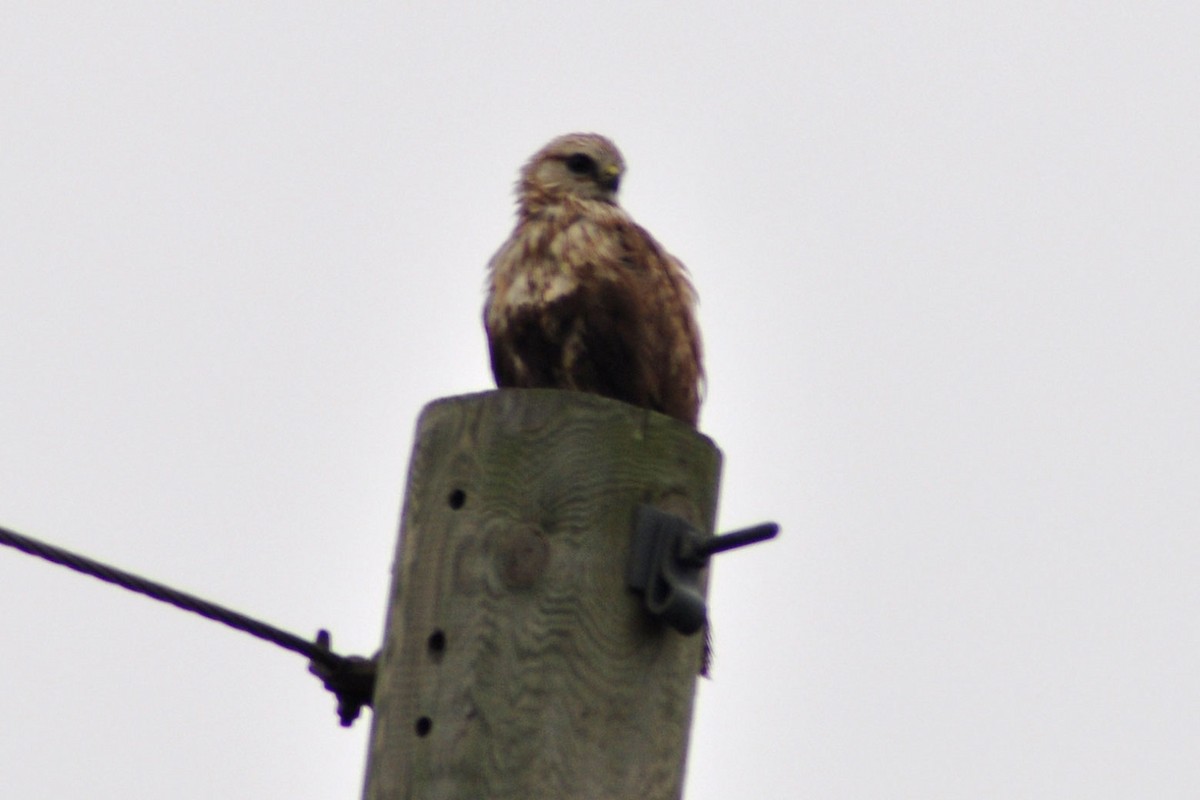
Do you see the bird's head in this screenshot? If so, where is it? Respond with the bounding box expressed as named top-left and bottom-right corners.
top-left (517, 133), bottom-right (625, 212)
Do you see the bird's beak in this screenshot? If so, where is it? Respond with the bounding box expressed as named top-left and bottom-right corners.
top-left (601, 164), bottom-right (621, 192)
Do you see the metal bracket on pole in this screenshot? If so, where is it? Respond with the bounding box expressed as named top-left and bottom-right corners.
top-left (626, 505), bottom-right (779, 635)
top-left (307, 630), bottom-right (377, 727)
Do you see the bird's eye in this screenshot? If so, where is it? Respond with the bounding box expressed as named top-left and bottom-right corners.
top-left (565, 153), bottom-right (596, 175)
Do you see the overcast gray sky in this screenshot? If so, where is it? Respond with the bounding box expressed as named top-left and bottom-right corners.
top-left (2, 3), bottom-right (1197, 798)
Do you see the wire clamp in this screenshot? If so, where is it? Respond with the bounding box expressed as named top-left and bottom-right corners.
top-left (307, 630), bottom-right (377, 727)
top-left (626, 505), bottom-right (779, 635)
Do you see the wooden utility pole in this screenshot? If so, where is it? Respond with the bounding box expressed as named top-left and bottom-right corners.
top-left (364, 389), bottom-right (722, 800)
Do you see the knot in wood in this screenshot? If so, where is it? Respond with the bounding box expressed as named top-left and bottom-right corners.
top-left (495, 524), bottom-right (550, 589)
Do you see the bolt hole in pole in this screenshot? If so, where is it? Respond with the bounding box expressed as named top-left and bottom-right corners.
top-left (448, 489), bottom-right (466, 509)
top-left (427, 629), bottom-right (446, 662)
top-left (415, 716), bottom-right (433, 737)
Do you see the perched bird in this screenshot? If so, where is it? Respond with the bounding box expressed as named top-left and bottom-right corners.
top-left (484, 133), bottom-right (704, 426)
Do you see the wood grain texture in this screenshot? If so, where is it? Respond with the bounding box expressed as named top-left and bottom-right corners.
top-left (364, 389), bottom-right (722, 800)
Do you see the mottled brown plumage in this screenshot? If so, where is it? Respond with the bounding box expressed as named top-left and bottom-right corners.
top-left (484, 133), bottom-right (704, 426)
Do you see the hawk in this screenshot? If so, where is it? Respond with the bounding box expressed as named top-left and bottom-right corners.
top-left (484, 133), bottom-right (704, 426)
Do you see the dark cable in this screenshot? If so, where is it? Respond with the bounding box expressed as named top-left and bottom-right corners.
top-left (0, 523), bottom-right (346, 669)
